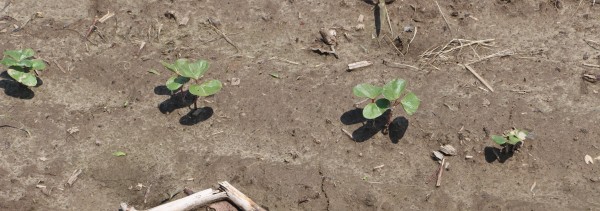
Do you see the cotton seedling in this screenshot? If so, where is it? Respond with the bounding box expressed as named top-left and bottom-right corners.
top-left (491, 128), bottom-right (529, 153)
top-left (162, 58), bottom-right (222, 110)
top-left (0, 49), bottom-right (46, 87)
top-left (353, 79), bottom-right (420, 133)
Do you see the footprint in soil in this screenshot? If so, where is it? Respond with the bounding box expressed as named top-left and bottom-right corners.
top-left (0, 71), bottom-right (35, 99)
top-left (484, 147), bottom-right (514, 163)
top-left (340, 108), bottom-right (409, 143)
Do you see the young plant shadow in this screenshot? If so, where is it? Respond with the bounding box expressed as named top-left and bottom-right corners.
top-left (0, 71), bottom-right (34, 99)
top-left (156, 85), bottom-right (197, 114)
top-left (155, 85), bottom-right (214, 126)
top-left (340, 108), bottom-right (409, 143)
top-left (484, 147), bottom-right (514, 163)
top-left (179, 107), bottom-right (213, 126)
top-left (388, 117), bottom-right (408, 144)
top-left (374, 3), bottom-right (382, 38)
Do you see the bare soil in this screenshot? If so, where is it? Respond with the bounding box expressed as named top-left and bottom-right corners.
top-left (2, 0), bottom-right (600, 210)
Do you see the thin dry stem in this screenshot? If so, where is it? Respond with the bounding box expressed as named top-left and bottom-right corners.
top-left (435, 1), bottom-right (452, 35)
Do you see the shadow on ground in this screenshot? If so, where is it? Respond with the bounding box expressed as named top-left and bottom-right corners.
top-left (179, 107), bottom-right (213, 125)
top-left (484, 147), bottom-right (514, 163)
top-left (0, 71), bottom-right (35, 99)
top-left (155, 85), bottom-right (214, 126)
top-left (340, 108), bottom-right (408, 143)
top-left (156, 85), bottom-right (197, 114)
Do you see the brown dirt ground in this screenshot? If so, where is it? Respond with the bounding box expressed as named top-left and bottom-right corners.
top-left (1, 0), bottom-right (600, 210)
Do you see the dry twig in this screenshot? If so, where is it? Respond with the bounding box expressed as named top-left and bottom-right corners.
top-left (382, 59), bottom-right (419, 70)
top-left (466, 49), bottom-right (514, 65)
top-left (583, 63), bottom-right (600, 68)
top-left (67, 169), bottom-right (82, 186)
top-left (421, 39), bottom-right (495, 60)
top-left (207, 22), bottom-right (240, 52)
top-left (268, 57), bottom-right (300, 65)
top-left (405, 26), bottom-right (417, 54)
top-left (348, 61), bottom-right (373, 71)
top-left (0, 124), bottom-right (31, 137)
top-left (341, 128), bottom-right (353, 140)
top-left (434, 1), bottom-right (452, 35)
top-left (436, 158), bottom-right (445, 187)
top-left (459, 64), bottom-right (494, 92)
top-left (52, 60), bottom-right (67, 73)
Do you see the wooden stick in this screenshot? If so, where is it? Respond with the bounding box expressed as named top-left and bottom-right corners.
top-left (148, 188), bottom-right (228, 211)
top-left (583, 63), bottom-right (600, 68)
top-left (459, 64), bottom-right (494, 92)
top-left (219, 181), bottom-right (265, 211)
top-left (347, 61), bottom-right (373, 71)
top-left (436, 158), bottom-right (445, 187)
top-left (124, 181), bottom-right (264, 211)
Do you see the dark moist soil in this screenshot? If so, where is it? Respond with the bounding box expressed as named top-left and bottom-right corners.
top-left (2, 0), bottom-right (600, 210)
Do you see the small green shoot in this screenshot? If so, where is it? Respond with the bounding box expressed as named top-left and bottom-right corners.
top-left (162, 58), bottom-right (222, 110)
top-left (147, 69), bottom-right (160, 75)
top-left (0, 49), bottom-right (46, 87)
top-left (112, 151), bottom-right (127, 157)
top-left (269, 73), bottom-right (280, 78)
top-left (492, 128), bottom-right (528, 153)
top-left (353, 79), bottom-right (421, 134)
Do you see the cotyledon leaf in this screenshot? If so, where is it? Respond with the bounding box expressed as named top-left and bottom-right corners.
top-left (189, 80), bottom-right (222, 97)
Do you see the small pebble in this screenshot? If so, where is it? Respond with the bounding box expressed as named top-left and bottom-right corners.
top-left (231, 78), bottom-right (241, 86)
top-left (403, 26), bottom-right (414, 32)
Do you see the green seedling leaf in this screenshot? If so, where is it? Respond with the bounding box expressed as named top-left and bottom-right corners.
top-left (4, 50), bottom-right (24, 61)
top-left (363, 102), bottom-right (386, 119)
top-left (166, 75), bottom-right (190, 91)
top-left (189, 80), bottom-right (222, 97)
top-left (382, 79), bottom-right (406, 101)
top-left (20, 49), bottom-right (35, 60)
top-left (353, 83), bottom-right (382, 99)
top-left (375, 98), bottom-right (391, 109)
top-left (507, 135), bottom-right (521, 145)
top-left (176, 59), bottom-right (208, 79)
top-left (269, 73), bottom-right (279, 78)
top-left (30, 59), bottom-right (45, 70)
top-left (161, 60), bottom-right (179, 74)
top-left (7, 67), bottom-right (37, 87)
top-left (400, 92), bottom-right (420, 115)
top-left (147, 69), bottom-right (160, 75)
top-left (0, 57), bottom-right (18, 67)
top-left (492, 135), bottom-right (507, 145)
top-left (112, 151), bottom-right (127, 157)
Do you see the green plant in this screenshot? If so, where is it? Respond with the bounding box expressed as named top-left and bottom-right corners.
top-left (353, 79), bottom-right (420, 133)
top-left (491, 128), bottom-right (528, 153)
top-left (162, 58), bottom-right (222, 109)
top-left (0, 49), bottom-right (46, 87)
